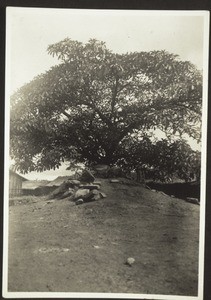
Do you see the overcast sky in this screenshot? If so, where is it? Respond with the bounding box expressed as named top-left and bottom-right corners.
top-left (7, 8), bottom-right (206, 93)
top-left (6, 8), bottom-right (208, 180)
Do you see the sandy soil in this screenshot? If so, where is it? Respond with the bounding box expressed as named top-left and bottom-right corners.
top-left (7, 178), bottom-right (200, 296)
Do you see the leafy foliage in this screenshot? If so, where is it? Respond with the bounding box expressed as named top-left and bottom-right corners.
top-left (118, 136), bottom-right (201, 182)
top-left (10, 38), bottom-right (202, 178)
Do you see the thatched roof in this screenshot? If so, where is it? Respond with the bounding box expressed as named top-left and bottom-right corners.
top-left (9, 170), bottom-right (28, 181)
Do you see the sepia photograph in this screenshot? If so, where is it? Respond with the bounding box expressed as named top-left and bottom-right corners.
top-left (3, 7), bottom-right (210, 299)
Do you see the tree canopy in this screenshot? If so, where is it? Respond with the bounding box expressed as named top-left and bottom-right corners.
top-left (10, 38), bottom-right (202, 178)
top-left (118, 135), bottom-right (201, 182)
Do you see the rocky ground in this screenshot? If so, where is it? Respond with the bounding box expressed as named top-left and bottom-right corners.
top-left (8, 178), bottom-right (200, 296)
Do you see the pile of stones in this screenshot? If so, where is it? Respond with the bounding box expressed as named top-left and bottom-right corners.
top-left (47, 169), bottom-right (107, 205)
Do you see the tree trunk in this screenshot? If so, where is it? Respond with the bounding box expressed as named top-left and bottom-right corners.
top-left (136, 167), bottom-right (145, 183)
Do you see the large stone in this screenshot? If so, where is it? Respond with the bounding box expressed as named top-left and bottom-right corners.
top-left (77, 189), bottom-right (100, 203)
top-left (79, 169), bottom-right (95, 183)
top-left (92, 189), bottom-right (100, 195)
top-left (74, 189), bottom-right (90, 200)
top-left (66, 194), bottom-right (76, 202)
top-left (74, 188), bottom-right (102, 203)
top-left (76, 198), bottom-right (84, 205)
top-left (59, 188), bottom-right (75, 199)
top-left (47, 180), bottom-right (75, 199)
top-left (68, 179), bottom-right (81, 187)
top-left (110, 179), bottom-right (120, 183)
top-left (100, 192), bottom-right (107, 198)
top-left (82, 190), bottom-right (98, 202)
top-left (93, 181), bottom-right (102, 186)
top-left (92, 190), bottom-right (101, 201)
top-left (79, 184), bottom-right (100, 190)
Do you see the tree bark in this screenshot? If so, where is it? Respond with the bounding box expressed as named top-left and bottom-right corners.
top-left (136, 167), bottom-right (145, 183)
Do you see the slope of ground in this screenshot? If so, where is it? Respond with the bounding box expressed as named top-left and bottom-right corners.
top-left (8, 178), bottom-right (200, 296)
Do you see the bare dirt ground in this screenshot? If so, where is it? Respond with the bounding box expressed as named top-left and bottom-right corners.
top-left (8, 178), bottom-right (200, 296)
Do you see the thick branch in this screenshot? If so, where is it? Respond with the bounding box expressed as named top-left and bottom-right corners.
top-left (111, 77), bottom-right (119, 115)
top-left (117, 82), bottom-right (133, 93)
top-left (81, 84), bottom-right (113, 127)
top-left (85, 94), bottom-right (113, 127)
top-left (62, 111), bottom-right (71, 119)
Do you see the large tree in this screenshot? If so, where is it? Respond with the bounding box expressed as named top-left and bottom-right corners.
top-left (10, 38), bottom-right (202, 175)
top-left (118, 135), bottom-right (201, 182)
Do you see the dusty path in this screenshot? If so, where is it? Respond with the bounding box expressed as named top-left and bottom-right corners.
top-left (8, 179), bottom-right (200, 296)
